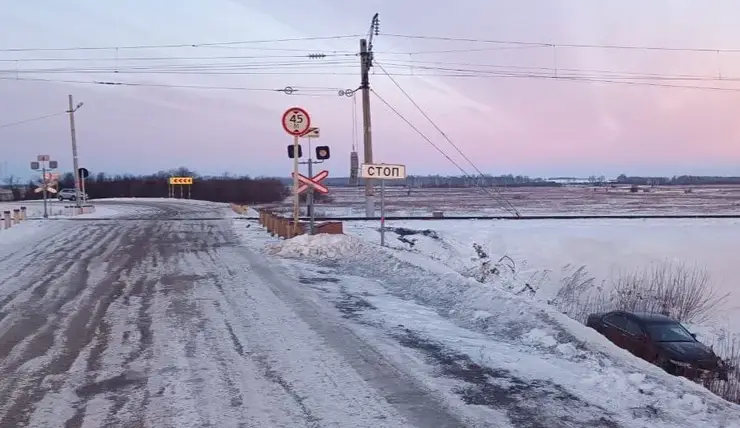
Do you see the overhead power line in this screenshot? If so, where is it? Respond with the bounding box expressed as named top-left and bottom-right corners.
top-left (370, 89), bottom-right (472, 182)
top-left (0, 111), bottom-right (66, 129)
top-left (379, 58), bottom-right (726, 80)
top-left (1, 54), bottom-right (736, 83)
top-left (0, 53), bottom-right (357, 62)
top-left (6, 69), bottom-right (740, 93)
top-left (383, 33), bottom-right (740, 53)
top-left (0, 76), bottom-right (346, 95)
top-left (0, 35), bottom-right (362, 52)
top-left (372, 62), bottom-right (520, 216)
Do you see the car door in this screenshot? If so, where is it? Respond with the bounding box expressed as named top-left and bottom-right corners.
top-left (622, 318), bottom-right (650, 359)
top-left (602, 313), bottom-right (630, 349)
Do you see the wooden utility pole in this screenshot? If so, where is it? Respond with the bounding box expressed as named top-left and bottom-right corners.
top-left (360, 38), bottom-right (374, 217)
top-left (360, 13), bottom-right (379, 217)
top-left (67, 95), bottom-right (83, 208)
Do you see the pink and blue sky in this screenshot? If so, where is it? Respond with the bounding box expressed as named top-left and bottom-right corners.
top-left (2, 0), bottom-right (740, 180)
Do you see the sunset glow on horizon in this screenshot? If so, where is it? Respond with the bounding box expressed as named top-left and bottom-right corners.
top-left (2, 0), bottom-right (740, 179)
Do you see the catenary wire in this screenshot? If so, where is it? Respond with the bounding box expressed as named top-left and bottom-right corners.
top-left (370, 88), bottom-right (472, 177)
top-left (5, 61), bottom-right (740, 93)
top-left (373, 61), bottom-right (520, 216)
top-left (0, 52), bottom-right (731, 84)
top-left (0, 35), bottom-right (363, 52)
top-left (378, 58), bottom-right (732, 81)
top-left (0, 53), bottom-right (358, 62)
top-left (372, 87), bottom-right (519, 217)
top-left (0, 76), bottom-right (346, 94)
top-left (5, 32), bottom-right (740, 56)
top-left (6, 70), bottom-right (740, 94)
top-left (383, 33), bottom-right (740, 53)
top-left (0, 111), bottom-right (66, 129)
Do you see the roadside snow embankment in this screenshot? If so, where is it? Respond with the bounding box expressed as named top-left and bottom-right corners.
top-left (268, 232), bottom-right (740, 428)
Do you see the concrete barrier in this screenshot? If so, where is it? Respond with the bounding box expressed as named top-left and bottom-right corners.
top-left (20, 207), bottom-right (26, 220)
top-left (2, 211), bottom-right (10, 229)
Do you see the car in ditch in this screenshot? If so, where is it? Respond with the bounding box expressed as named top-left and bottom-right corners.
top-left (586, 310), bottom-right (729, 381)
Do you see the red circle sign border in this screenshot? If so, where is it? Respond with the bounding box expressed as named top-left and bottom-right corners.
top-left (281, 107), bottom-right (312, 136)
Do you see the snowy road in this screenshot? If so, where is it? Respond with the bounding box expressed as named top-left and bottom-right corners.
top-left (0, 200), bottom-right (461, 428)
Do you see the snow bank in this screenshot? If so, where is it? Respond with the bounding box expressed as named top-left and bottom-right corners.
top-left (0, 220), bottom-right (49, 246)
top-left (267, 232), bottom-right (740, 426)
top-left (268, 233), bottom-right (365, 259)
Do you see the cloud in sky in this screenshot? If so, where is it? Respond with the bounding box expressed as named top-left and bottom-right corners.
top-left (2, 0), bottom-right (740, 181)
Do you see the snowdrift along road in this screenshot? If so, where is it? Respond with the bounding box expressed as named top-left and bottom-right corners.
top-left (255, 227), bottom-right (740, 428)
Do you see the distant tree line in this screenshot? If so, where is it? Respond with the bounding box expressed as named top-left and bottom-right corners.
top-left (406, 174), bottom-right (562, 188)
top-left (3, 168), bottom-right (289, 204)
top-left (614, 174), bottom-right (740, 186)
top-left (277, 175), bottom-right (564, 188)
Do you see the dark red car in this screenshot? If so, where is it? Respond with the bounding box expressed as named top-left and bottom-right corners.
top-left (587, 310), bottom-right (728, 381)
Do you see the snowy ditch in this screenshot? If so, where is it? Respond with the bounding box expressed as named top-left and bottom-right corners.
top-left (236, 221), bottom-right (740, 428)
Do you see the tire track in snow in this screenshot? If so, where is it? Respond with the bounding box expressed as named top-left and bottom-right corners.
top-left (0, 220), bottom-right (155, 427)
top-left (0, 222), bottom-right (101, 320)
top-left (0, 223), bottom-right (117, 415)
top-left (1, 202), bottom-right (463, 427)
top-left (217, 231), bottom-right (464, 427)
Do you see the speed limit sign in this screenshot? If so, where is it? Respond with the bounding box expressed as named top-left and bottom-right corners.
top-left (282, 107), bottom-right (311, 136)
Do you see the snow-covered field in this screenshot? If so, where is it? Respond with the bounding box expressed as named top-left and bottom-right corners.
top-left (235, 222), bottom-right (740, 427)
top-left (343, 219), bottom-right (740, 329)
top-left (269, 185), bottom-right (740, 216)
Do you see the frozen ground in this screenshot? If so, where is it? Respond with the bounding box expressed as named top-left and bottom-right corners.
top-left (0, 200), bottom-right (160, 246)
top-left (0, 199), bottom-right (473, 427)
top-left (342, 218), bottom-right (740, 343)
top-left (266, 185), bottom-right (740, 216)
top-left (238, 225), bottom-right (740, 427)
top-left (3, 194), bottom-right (739, 426)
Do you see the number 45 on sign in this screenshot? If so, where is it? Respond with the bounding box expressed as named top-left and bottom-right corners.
top-left (282, 107), bottom-right (311, 136)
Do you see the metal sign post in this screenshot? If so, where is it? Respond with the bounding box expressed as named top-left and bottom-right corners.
top-left (295, 137), bottom-right (330, 235)
top-left (306, 138), bottom-right (315, 234)
top-left (380, 178), bottom-right (386, 246)
top-left (42, 164), bottom-right (48, 218)
top-left (282, 107), bottom-right (311, 237)
top-left (304, 127), bottom-right (320, 235)
top-left (292, 170), bottom-right (330, 236)
top-left (78, 167), bottom-right (89, 203)
top-left (292, 134), bottom-right (300, 233)
top-left (168, 177), bottom-right (194, 199)
top-left (361, 163), bottom-right (408, 246)
top-left (31, 155), bottom-right (58, 219)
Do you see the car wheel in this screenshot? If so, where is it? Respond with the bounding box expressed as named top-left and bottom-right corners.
top-left (656, 355), bottom-right (677, 375)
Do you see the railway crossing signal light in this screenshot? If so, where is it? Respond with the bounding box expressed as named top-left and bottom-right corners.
top-left (287, 144), bottom-right (303, 159)
top-left (316, 145), bottom-right (330, 160)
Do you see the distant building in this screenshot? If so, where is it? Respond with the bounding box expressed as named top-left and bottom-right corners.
top-left (547, 177), bottom-right (592, 185)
